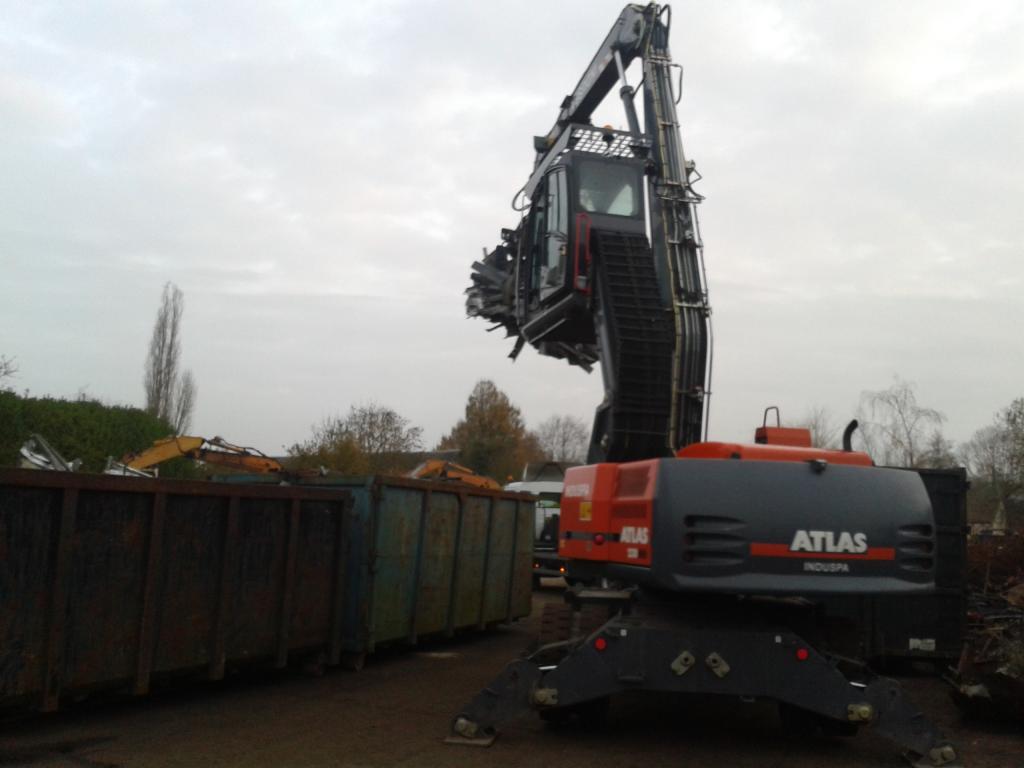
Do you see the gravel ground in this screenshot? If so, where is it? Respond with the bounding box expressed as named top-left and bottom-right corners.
top-left (1, 585), bottom-right (1019, 768)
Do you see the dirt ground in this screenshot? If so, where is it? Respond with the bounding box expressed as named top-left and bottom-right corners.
top-left (1, 585), bottom-right (1020, 768)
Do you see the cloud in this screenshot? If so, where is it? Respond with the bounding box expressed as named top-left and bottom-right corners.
top-left (1, 0), bottom-right (1020, 455)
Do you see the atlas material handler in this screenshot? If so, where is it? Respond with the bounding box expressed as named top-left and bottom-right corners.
top-left (451, 5), bottom-right (962, 766)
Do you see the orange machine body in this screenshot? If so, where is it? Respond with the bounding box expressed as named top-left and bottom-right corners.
top-left (754, 425), bottom-right (812, 447)
top-left (677, 442), bottom-right (873, 467)
top-left (559, 460), bottom-right (658, 567)
top-left (560, 441), bottom-right (874, 567)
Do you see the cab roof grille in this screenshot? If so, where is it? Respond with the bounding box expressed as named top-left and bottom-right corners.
top-left (568, 126), bottom-right (643, 158)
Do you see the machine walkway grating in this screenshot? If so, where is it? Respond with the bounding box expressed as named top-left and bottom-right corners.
top-left (592, 231), bottom-right (675, 456)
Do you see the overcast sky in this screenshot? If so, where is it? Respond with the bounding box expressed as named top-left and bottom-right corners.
top-left (2, 0), bottom-right (1022, 456)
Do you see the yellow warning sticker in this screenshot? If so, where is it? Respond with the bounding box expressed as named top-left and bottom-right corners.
top-left (579, 501), bottom-right (592, 522)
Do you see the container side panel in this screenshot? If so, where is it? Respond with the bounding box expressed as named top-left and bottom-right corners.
top-left (370, 487), bottom-right (423, 644)
top-left (921, 470), bottom-right (968, 591)
top-left (452, 496), bottom-right (489, 629)
top-left (414, 492), bottom-right (459, 637)
top-left (0, 468), bottom-right (530, 711)
top-left (226, 498), bottom-right (288, 661)
top-left (509, 500), bottom-right (535, 619)
top-left (289, 500), bottom-right (342, 649)
top-left (66, 491), bottom-right (148, 687)
top-left (0, 487), bottom-right (60, 700)
top-left (340, 486), bottom-right (373, 654)
top-left (154, 495), bottom-right (227, 672)
top-left (483, 499), bottom-right (515, 623)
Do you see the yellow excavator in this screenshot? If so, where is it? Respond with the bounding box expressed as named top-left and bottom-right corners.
top-left (117, 436), bottom-right (283, 475)
top-left (407, 460), bottom-right (501, 490)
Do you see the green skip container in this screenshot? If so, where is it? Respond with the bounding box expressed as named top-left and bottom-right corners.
top-left (0, 469), bottom-right (534, 712)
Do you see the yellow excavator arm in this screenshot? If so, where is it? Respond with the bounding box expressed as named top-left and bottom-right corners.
top-left (408, 460), bottom-right (501, 490)
top-left (122, 436), bottom-right (283, 474)
top-left (122, 437), bottom-right (205, 469)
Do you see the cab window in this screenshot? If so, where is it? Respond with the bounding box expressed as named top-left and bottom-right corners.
top-left (578, 160), bottom-right (641, 217)
top-left (538, 168), bottom-right (569, 302)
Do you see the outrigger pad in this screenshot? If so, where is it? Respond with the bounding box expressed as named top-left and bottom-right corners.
top-left (447, 659), bottom-right (542, 746)
top-left (444, 732), bottom-right (496, 748)
top-left (906, 748), bottom-right (963, 768)
top-left (856, 676), bottom-right (961, 767)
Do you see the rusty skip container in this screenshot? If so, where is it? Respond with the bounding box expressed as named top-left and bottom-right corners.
top-left (0, 469), bottom-right (533, 713)
top-left (306, 475), bottom-right (535, 658)
top-left (222, 473), bottom-right (536, 661)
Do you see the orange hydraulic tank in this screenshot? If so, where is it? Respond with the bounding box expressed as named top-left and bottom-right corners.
top-left (677, 441), bottom-right (874, 467)
top-left (754, 426), bottom-right (812, 447)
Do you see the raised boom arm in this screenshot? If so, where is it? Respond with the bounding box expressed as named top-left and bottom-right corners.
top-left (466, 3), bottom-right (711, 462)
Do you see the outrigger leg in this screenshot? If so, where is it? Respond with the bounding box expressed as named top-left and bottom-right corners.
top-left (447, 614), bottom-right (962, 767)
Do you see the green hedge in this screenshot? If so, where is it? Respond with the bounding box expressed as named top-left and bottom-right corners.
top-left (0, 390), bottom-right (195, 477)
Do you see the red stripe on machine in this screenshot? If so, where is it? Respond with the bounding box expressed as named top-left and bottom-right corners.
top-left (749, 543), bottom-right (896, 561)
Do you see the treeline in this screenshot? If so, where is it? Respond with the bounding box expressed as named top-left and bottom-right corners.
top-left (0, 389), bottom-right (195, 475)
top-left (796, 379), bottom-right (1023, 530)
top-left (4, 365), bottom-right (1019, 532)
top-left (289, 380), bottom-right (588, 483)
top-left (291, 377), bottom-right (1024, 530)
top-left (0, 281), bottom-right (200, 477)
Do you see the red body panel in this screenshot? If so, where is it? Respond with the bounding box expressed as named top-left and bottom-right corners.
top-left (749, 542), bottom-right (896, 561)
top-left (560, 461), bottom-right (657, 566)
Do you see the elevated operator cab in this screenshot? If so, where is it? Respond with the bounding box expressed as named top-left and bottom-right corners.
top-left (515, 126), bottom-right (650, 355)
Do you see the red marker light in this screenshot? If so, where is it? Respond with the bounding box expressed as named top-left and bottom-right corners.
top-left (594, 534), bottom-right (605, 545)
top-left (594, 637), bottom-right (608, 651)
top-left (795, 648), bottom-right (810, 661)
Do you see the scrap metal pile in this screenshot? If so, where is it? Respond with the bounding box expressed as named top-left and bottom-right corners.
top-left (950, 534), bottom-right (1024, 723)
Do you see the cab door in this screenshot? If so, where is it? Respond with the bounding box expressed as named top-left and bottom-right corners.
top-left (539, 168), bottom-right (569, 303)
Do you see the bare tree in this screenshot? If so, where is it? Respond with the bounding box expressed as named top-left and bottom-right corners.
top-left (0, 355), bottom-right (17, 383)
top-left (918, 430), bottom-right (957, 468)
top-left (289, 418), bottom-right (368, 475)
top-left (289, 403), bottom-right (423, 474)
top-left (961, 425), bottom-right (1011, 483)
top-left (1003, 397), bottom-right (1024, 482)
top-left (795, 406), bottom-right (839, 449)
top-left (961, 421), bottom-right (1017, 529)
top-left (855, 379), bottom-right (945, 467)
top-left (961, 398), bottom-right (1024, 495)
top-left (343, 403), bottom-right (423, 458)
top-left (536, 414), bottom-right (589, 462)
top-left (144, 282), bottom-right (196, 433)
top-left (171, 369), bottom-right (198, 435)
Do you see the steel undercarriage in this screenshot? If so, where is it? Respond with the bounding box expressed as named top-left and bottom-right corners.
top-left (449, 590), bottom-right (960, 767)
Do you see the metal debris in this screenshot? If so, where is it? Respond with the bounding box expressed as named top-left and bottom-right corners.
top-left (949, 535), bottom-right (1024, 723)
